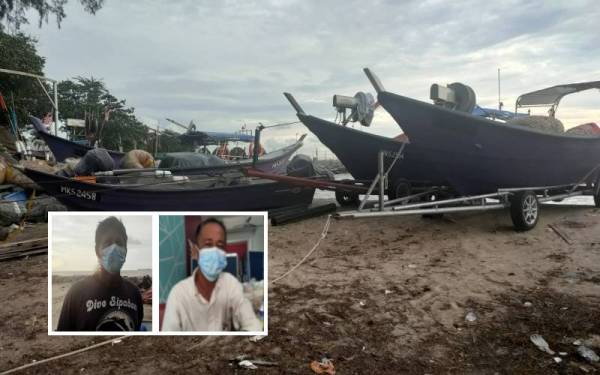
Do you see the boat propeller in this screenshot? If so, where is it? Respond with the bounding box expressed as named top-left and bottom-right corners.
top-left (332, 91), bottom-right (376, 127)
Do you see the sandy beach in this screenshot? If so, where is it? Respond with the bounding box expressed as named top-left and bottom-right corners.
top-left (1, 203), bottom-right (599, 373)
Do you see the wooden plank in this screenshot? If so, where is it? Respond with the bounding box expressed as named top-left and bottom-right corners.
top-left (0, 237), bottom-right (48, 252)
top-left (0, 247), bottom-right (47, 261)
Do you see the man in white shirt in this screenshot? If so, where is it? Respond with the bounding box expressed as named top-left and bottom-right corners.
top-left (162, 218), bottom-right (261, 332)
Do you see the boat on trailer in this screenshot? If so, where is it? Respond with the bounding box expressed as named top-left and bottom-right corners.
top-left (30, 116), bottom-right (305, 175)
top-left (283, 93), bottom-right (447, 203)
top-left (368, 71), bottom-right (600, 196)
top-left (334, 69), bottom-right (600, 231)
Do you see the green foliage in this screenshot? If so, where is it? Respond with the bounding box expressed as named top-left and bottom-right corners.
top-left (0, 0), bottom-right (104, 31)
top-left (0, 30), bottom-right (50, 126)
top-left (58, 76), bottom-right (157, 152)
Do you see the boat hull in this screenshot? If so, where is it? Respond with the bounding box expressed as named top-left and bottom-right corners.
top-left (24, 168), bottom-right (315, 211)
top-left (298, 114), bottom-right (444, 186)
top-left (379, 91), bottom-right (600, 194)
top-left (32, 117), bottom-right (300, 175)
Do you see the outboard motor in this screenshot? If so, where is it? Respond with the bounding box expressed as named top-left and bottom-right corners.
top-left (287, 154), bottom-right (316, 177)
top-left (430, 82), bottom-right (476, 113)
top-left (332, 91), bottom-right (376, 126)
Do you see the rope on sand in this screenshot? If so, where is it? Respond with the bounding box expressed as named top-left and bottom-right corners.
top-left (270, 214), bottom-right (332, 284)
top-left (1, 336), bottom-right (129, 375)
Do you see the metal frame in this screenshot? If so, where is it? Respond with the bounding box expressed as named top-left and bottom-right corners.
top-left (338, 184), bottom-right (594, 219)
top-left (0, 68), bottom-right (59, 135)
top-left (338, 147), bottom-right (598, 225)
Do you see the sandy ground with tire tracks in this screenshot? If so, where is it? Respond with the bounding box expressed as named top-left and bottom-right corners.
top-left (1, 202), bottom-right (599, 374)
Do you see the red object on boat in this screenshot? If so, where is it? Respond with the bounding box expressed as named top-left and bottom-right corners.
top-left (567, 122), bottom-right (600, 135)
top-left (243, 168), bottom-right (368, 193)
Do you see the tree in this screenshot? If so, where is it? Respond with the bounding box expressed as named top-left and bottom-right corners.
top-left (57, 76), bottom-right (156, 152)
top-left (0, 30), bottom-right (50, 126)
top-left (0, 0), bottom-right (104, 32)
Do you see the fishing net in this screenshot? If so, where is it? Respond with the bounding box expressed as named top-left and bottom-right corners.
top-left (119, 149), bottom-right (155, 169)
top-left (506, 115), bottom-right (564, 134)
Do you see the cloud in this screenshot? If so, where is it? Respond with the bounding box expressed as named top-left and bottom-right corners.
top-left (21, 0), bottom-right (599, 157)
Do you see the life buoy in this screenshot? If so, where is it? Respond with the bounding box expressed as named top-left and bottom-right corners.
top-left (249, 143), bottom-right (266, 157)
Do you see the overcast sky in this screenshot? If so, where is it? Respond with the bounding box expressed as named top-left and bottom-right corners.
top-left (21, 0), bottom-right (600, 156)
top-left (52, 214), bottom-right (152, 272)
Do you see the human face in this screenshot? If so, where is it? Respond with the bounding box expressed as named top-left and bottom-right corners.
top-left (96, 230), bottom-right (127, 256)
top-left (196, 222), bottom-right (226, 250)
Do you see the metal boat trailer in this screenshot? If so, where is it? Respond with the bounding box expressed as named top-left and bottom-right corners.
top-left (336, 150), bottom-right (600, 231)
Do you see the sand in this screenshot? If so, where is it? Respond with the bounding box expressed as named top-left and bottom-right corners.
top-left (1, 204), bottom-right (599, 373)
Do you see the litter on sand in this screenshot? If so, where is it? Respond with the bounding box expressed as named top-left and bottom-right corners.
top-left (530, 334), bottom-right (555, 355)
top-left (465, 312), bottom-right (477, 322)
top-left (238, 360), bottom-right (258, 370)
top-left (577, 345), bottom-right (600, 363)
top-left (310, 357), bottom-right (336, 375)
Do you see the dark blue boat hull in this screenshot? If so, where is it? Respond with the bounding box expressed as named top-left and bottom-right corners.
top-left (24, 168), bottom-right (315, 211)
top-left (298, 114), bottom-right (445, 186)
top-left (379, 91), bottom-right (600, 194)
top-left (37, 129), bottom-right (125, 164)
top-left (31, 116), bottom-right (299, 176)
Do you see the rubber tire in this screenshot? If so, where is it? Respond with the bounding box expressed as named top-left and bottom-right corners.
top-left (594, 179), bottom-right (600, 208)
top-left (510, 190), bottom-right (539, 231)
top-left (335, 190), bottom-right (360, 207)
top-left (387, 179), bottom-right (411, 201)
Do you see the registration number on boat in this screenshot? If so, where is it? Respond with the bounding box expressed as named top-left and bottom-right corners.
top-left (59, 186), bottom-right (98, 201)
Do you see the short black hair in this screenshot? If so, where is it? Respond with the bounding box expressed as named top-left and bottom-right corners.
top-left (95, 216), bottom-right (127, 246)
top-left (195, 217), bottom-right (227, 243)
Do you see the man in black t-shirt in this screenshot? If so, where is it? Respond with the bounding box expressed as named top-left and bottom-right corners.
top-left (57, 216), bottom-right (144, 331)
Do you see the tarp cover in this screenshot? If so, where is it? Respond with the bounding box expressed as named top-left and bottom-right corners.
top-left (158, 152), bottom-right (227, 169)
top-left (73, 148), bottom-right (115, 176)
top-left (517, 81), bottom-right (600, 107)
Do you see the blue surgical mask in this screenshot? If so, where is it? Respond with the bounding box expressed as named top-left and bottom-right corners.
top-left (99, 244), bottom-right (127, 274)
top-left (198, 247), bottom-right (227, 282)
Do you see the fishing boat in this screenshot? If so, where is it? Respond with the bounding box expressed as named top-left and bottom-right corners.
top-left (296, 114), bottom-right (444, 195)
top-left (366, 69), bottom-right (600, 195)
top-left (21, 167), bottom-right (315, 211)
top-left (30, 116), bottom-right (305, 175)
top-left (283, 92), bottom-right (446, 199)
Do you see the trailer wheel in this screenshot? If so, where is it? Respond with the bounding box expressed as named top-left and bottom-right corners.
top-left (335, 190), bottom-right (359, 207)
top-left (388, 179), bottom-right (411, 201)
top-left (510, 190), bottom-right (539, 231)
top-left (594, 180), bottom-right (600, 208)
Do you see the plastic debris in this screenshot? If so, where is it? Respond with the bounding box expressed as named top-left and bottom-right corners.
top-left (359, 300), bottom-right (366, 307)
top-left (573, 339), bottom-right (583, 346)
top-left (408, 264), bottom-right (417, 269)
top-left (577, 345), bottom-right (600, 363)
top-left (559, 352), bottom-right (568, 356)
top-left (249, 335), bottom-right (265, 343)
top-left (523, 301), bottom-right (532, 307)
top-left (553, 357), bottom-right (562, 364)
top-left (310, 357), bottom-right (336, 375)
top-left (465, 312), bottom-right (477, 322)
top-left (238, 360), bottom-right (258, 370)
top-left (530, 334), bottom-right (555, 355)
top-left (384, 289), bottom-right (393, 295)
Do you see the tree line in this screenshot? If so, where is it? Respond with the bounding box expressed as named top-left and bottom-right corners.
top-left (0, 2), bottom-right (188, 154)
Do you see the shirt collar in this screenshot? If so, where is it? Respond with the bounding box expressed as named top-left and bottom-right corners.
top-left (189, 268), bottom-right (222, 302)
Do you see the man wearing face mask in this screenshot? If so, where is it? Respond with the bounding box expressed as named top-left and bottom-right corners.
top-left (162, 218), bottom-right (261, 332)
top-left (57, 216), bottom-right (144, 331)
